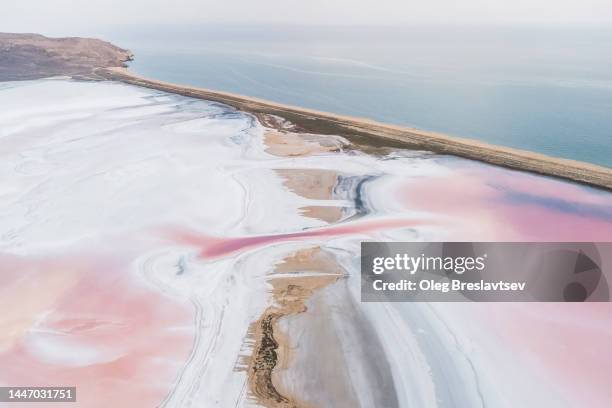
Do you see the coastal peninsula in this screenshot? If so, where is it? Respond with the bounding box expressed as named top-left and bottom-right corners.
top-left (1, 32), bottom-right (610, 190)
top-left (2, 31), bottom-right (612, 408)
top-left (98, 67), bottom-right (612, 190)
top-left (0, 33), bottom-right (132, 80)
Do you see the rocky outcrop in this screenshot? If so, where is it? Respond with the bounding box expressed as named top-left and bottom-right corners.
top-left (0, 33), bottom-right (133, 80)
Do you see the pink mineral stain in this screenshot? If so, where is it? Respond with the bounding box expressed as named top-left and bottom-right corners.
top-left (397, 164), bottom-right (612, 241)
top-left (0, 253), bottom-right (194, 408)
top-left (170, 217), bottom-right (431, 259)
top-left (397, 162), bottom-right (612, 407)
top-left (474, 302), bottom-right (612, 408)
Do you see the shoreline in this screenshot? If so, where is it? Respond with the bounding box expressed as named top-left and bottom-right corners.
top-left (97, 67), bottom-right (612, 191)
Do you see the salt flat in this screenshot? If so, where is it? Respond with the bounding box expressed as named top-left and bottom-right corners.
top-left (1, 79), bottom-right (611, 408)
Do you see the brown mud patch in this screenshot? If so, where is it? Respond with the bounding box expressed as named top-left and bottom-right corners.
top-left (243, 248), bottom-right (343, 408)
top-left (298, 206), bottom-right (343, 223)
top-left (264, 131), bottom-right (345, 157)
top-left (275, 169), bottom-right (343, 223)
top-left (273, 247), bottom-right (344, 275)
top-left (260, 113), bottom-right (348, 158)
top-left (275, 169), bottom-right (337, 201)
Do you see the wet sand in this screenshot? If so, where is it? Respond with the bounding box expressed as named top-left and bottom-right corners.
top-left (244, 247), bottom-right (342, 408)
top-left (98, 67), bottom-right (612, 191)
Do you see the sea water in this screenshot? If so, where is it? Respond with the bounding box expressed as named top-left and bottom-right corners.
top-left (103, 24), bottom-right (612, 167)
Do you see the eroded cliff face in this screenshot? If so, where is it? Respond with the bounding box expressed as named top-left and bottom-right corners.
top-left (0, 33), bottom-right (133, 80)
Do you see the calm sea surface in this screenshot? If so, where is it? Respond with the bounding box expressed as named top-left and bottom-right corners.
top-left (104, 25), bottom-right (612, 167)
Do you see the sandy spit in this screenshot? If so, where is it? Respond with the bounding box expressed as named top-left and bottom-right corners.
top-left (97, 67), bottom-right (612, 191)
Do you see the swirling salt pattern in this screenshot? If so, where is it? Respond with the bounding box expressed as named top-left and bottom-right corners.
top-left (1, 79), bottom-right (611, 408)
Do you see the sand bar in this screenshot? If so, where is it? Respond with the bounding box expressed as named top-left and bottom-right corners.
top-left (1, 33), bottom-right (610, 190)
top-left (97, 67), bottom-right (612, 191)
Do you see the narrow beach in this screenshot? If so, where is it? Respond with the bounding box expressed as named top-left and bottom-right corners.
top-left (99, 67), bottom-right (612, 191)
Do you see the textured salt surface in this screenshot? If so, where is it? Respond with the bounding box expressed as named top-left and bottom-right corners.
top-left (1, 79), bottom-right (611, 408)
